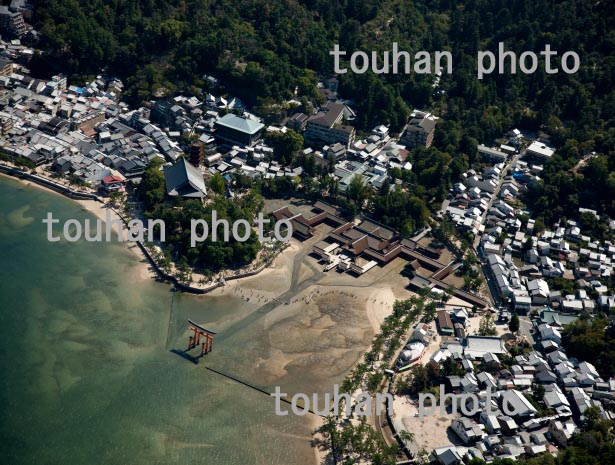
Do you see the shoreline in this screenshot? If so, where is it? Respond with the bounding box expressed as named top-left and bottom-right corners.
top-left (0, 171), bottom-right (158, 284)
top-left (72, 197), bottom-right (158, 283)
top-left (1, 169), bottom-right (401, 465)
top-left (0, 167), bottom-right (291, 293)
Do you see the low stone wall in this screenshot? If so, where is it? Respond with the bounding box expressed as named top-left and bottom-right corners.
top-left (0, 165), bottom-right (100, 200)
top-left (224, 243), bottom-right (290, 282)
top-left (1, 163), bottom-right (287, 295)
top-left (133, 239), bottom-right (224, 294)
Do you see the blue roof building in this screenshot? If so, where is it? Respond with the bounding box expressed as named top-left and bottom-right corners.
top-left (214, 114), bottom-right (264, 147)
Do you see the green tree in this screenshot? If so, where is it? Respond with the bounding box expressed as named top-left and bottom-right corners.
top-left (522, 237), bottom-right (533, 251)
top-left (563, 318), bottom-right (615, 378)
top-left (380, 178), bottom-right (390, 196)
top-left (108, 190), bottom-right (124, 208)
top-left (210, 173), bottom-right (225, 195)
top-left (347, 175), bottom-right (370, 207)
top-left (138, 162), bottom-right (166, 212)
top-left (398, 430), bottom-right (414, 444)
top-left (534, 219), bottom-right (546, 235)
top-left (479, 314), bottom-right (496, 336)
top-left (533, 384), bottom-right (545, 403)
top-left (509, 312), bottom-right (520, 334)
top-left (265, 129), bottom-right (303, 165)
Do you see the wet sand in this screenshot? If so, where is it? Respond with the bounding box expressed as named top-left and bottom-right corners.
top-left (3, 173), bottom-right (420, 465)
top-left (1, 177), bottom-right (320, 465)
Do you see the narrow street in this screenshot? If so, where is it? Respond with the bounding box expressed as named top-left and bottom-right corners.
top-left (472, 150), bottom-right (523, 249)
top-left (518, 315), bottom-right (535, 345)
top-left (469, 150), bottom-right (525, 309)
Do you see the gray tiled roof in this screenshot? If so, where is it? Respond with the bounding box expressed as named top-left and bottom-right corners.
top-left (216, 114), bottom-right (264, 135)
top-left (164, 159), bottom-right (207, 198)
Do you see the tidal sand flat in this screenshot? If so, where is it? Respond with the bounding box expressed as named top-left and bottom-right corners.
top-left (0, 176), bottom-right (411, 465)
top-left (0, 177), bottom-right (316, 465)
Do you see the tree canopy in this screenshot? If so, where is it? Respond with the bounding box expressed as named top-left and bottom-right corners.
top-left (32, 0), bottom-right (615, 144)
top-left (138, 162), bottom-right (263, 272)
top-left (31, 0), bottom-right (615, 234)
top-left (562, 318), bottom-right (615, 378)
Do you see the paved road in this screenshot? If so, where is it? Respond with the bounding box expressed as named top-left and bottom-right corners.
top-left (472, 150), bottom-right (523, 249)
top-left (518, 316), bottom-right (535, 345)
top-left (466, 150), bottom-right (525, 309)
top-left (480, 259), bottom-right (500, 307)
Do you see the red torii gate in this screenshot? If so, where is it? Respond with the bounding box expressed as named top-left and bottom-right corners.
top-left (187, 319), bottom-right (217, 357)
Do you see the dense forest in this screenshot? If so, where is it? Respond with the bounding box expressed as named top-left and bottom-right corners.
top-left (30, 0), bottom-right (614, 134)
top-left (30, 0), bottom-right (615, 226)
top-left (526, 153), bottom-right (615, 229)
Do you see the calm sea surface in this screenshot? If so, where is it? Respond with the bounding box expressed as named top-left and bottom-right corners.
top-left (0, 176), bottom-right (317, 465)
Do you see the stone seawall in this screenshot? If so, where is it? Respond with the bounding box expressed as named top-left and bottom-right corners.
top-left (0, 164), bottom-right (284, 294)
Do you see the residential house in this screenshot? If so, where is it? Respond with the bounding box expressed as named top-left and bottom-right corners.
top-left (451, 418), bottom-right (485, 445)
top-left (400, 112), bottom-right (436, 148)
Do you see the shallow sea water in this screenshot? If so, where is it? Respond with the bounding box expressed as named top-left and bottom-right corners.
top-left (0, 177), bottom-right (317, 465)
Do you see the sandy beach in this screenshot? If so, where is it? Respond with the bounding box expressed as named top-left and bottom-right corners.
top-left (0, 172), bottom-right (158, 283)
top-left (4, 171), bottom-right (422, 465)
top-left (208, 240), bottom-right (301, 300)
top-left (74, 197), bottom-right (159, 283)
